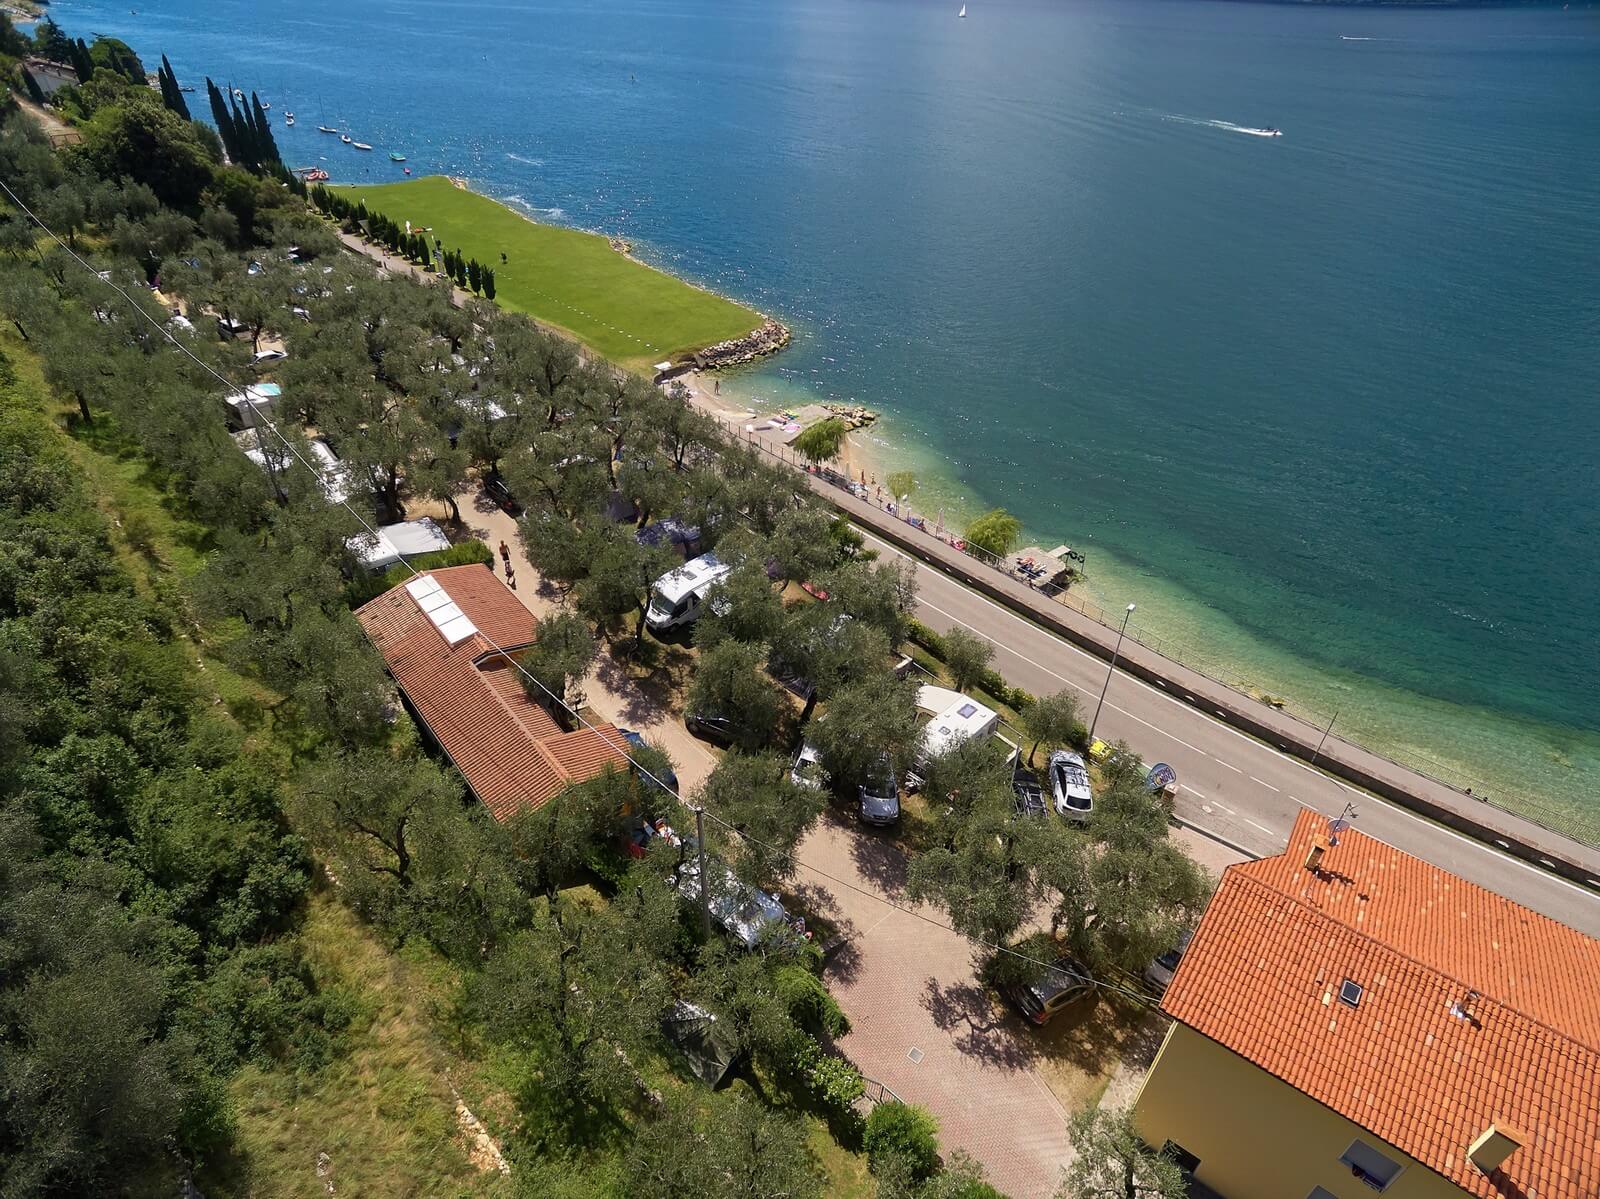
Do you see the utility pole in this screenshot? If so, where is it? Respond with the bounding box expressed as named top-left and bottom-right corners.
top-left (1089, 603), bottom-right (1136, 741)
top-left (693, 805), bottom-right (712, 940)
top-left (1311, 709), bottom-right (1339, 767)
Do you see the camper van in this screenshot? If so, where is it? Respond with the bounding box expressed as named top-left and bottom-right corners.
top-left (909, 685), bottom-right (1000, 784)
top-left (645, 553), bottom-right (732, 632)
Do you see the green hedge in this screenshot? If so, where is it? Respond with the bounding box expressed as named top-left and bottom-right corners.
top-left (345, 539), bottom-right (494, 607)
top-left (907, 618), bottom-right (1034, 712)
top-left (864, 1101), bottom-right (941, 1181)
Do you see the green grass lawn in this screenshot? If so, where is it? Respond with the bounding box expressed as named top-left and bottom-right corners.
top-left (337, 176), bottom-right (763, 371)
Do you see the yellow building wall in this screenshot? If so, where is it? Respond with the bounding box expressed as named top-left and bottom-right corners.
top-left (1133, 1024), bottom-right (1472, 1199)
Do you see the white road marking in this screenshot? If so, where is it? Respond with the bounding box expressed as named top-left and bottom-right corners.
top-left (1251, 777), bottom-right (1281, 792)
top-left (1217, 760), bottom-right (1243, 774)
top-left (1246, 818), bottom-right (1276, 836)
top-left (1212, 801), bottom-right (1235, 815)
top-left (1180, 784), bottom-right (1206, 798)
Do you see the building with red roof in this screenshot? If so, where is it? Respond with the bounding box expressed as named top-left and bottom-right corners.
top-left (355, 565), bottom-right (629, 822)
top-left (1133, 808), bottom-right (1600, 1199)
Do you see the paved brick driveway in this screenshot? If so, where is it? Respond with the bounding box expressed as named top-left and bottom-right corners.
top-left (796, 817), bottom-right (1075, 1199)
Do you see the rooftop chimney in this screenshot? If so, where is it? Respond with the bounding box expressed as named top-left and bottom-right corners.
top-left (1468, 1123), bottom-right (1526, 1174)
top-left (1304, 836), bottom-right (1329, 873)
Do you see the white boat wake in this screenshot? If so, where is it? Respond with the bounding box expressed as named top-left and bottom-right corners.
top-left (506, 152), bottom-right (544, 166)
top-left (1163, 114), bottom-right (1282, 138)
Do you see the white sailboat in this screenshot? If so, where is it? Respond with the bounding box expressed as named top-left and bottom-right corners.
top-left (958, 4), bottom-right (967, 16)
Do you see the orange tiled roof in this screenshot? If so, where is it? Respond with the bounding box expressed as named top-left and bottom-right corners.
top-left (1163, 809), bottom-right (1600, 1199)
top-left (355, 565), bottom-right (628, 822)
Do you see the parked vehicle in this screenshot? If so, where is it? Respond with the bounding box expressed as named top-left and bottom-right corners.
top-left (1048, 749), bottom-right (1093, 821)
top-left (859, 755), bottom-right (900, 826)
top-left (645, 553), bottom-right (732, 632)
top-left (621, 729), bottom-right (679, 796)
top-left (1004, 954), bottom-right (1095, 1025)
top-left (1143, 929), bottom-right (1194, 995)
top-left (910, 685), bottom-right (999, 785)
top-left (684, 706), bottom-right (740, 747)
top-left (251, 348), bottom-right (288, 365)
top-left (790, 742), bottom-right (829, 792)
top-left (671, 843), bottom-right (790, 949)
top-left (483, 471), bottom-right (522, 515)
top-left (1011, 767), bottom-right (1048, 818)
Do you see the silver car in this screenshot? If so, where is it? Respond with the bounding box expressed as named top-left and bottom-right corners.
top-left (859, 756), bottom-right (900, 825)
top-left (1048, 749), bottom-right (1093, 821)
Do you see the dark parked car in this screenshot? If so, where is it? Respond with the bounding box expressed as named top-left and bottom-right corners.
top-left (1012, 767), bottom-right (1048, 818)
top-left (1143, 930), bottom-right (1194, 995)
top-left (684, 707), bottom-right (741, 747)
top-left (1003, 955), bottom-right (1095, 1026)
top-left (483, 471), bottom-right (522, 515)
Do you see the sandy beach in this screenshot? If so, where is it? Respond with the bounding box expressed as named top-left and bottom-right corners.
top-left (677, 370), bottom-right (887, 492)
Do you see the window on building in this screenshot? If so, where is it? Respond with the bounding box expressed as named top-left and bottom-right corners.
top-left (1161, 1141), bottom-right (1201, 1174)
top-left (1341, 1140), bottom-right (1403, 1191)
top-left (1339, 978), bottom-right (1363, 1007)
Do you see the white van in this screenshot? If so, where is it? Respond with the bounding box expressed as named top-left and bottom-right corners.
top-left (645, 553), bottom-right (731, 632)
top-left (908, 684), bottom-right (1000, 784)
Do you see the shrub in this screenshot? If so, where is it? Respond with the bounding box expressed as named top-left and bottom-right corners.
top-left (864, 1101), bottom-right (940, 1181)
top-left (776, 964), bottom-right (850, 1038)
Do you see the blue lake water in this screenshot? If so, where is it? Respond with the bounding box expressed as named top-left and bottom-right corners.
top-left (49, 0), bottom-right (1600, 834)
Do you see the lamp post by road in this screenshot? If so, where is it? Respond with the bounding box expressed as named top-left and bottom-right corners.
top-left (1089, 603), bottom-right (1136, 742)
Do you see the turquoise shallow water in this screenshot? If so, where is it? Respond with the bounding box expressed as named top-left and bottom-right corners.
top-left (51, 0), bottom-right (1600, 837)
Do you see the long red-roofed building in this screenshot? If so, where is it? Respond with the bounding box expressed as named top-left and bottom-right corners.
top-left (1134, 807), bottom-right (1600, 1199)
top-left (355, 565), bottom-right (629, 822)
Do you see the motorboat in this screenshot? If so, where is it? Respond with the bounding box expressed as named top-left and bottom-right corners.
top-left (340, 134), bottom-right (352, 144)
top-left (1264, 127), bottom-right (1282, 137)
top-left (284, 112), bottom-right (295, 126)
top-left (389, 152), bottom-right (406, 162)
top-left (319, 125), bottom-right (339, 134)
top-left (352, 142), bottom-right (373, 151)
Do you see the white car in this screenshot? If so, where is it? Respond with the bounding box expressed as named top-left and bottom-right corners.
top-left (252, 348), bottom-right (288, 365)
top-left (1048, 749), bottom-right (1093, 821)
top-left (790, 743), bottom-right (828, 791)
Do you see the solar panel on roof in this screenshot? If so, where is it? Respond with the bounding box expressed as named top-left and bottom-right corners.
top-left (436, 613), bottom-right (478, 646)
top-left (404, 575), bottom-right (479, 646)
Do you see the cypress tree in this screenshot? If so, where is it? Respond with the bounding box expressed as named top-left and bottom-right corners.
top-left (250, 92), bottom-right (282, 166)
top-left (71, 38), bottom-right (95, 84)
top-left (162, 57), bottom-right (191, 119)
top-left (20, 68), bottom-right (45, 106)
top-left (207, 79), bottom-right (240, 163)
top-left (483, 268), bottom-right (496, 300)
top-left (417, 242), bottom-right (431, 270)
top-left (467, 259), bottom-right (481, 293)
top-left (229, 94), bottom-right (259, 169)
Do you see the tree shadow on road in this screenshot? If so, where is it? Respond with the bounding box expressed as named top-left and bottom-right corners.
top-left (920, 976), bottom-right (1044, 1072)
top-left (845, 819), bottom-right (910, 896)
top-left (593, 647), bottom-right (692, 730)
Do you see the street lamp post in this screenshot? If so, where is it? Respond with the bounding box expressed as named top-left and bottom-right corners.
top-left (1089, 603), bottom-right (1136, 742)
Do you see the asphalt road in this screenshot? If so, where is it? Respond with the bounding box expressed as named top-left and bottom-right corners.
top-left (858, 527), bottom-right (1600, 937)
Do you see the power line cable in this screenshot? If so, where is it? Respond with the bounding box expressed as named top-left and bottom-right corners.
top-left (0, 177), bottom-right (1162, 1011)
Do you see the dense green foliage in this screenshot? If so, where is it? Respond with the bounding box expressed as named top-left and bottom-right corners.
top-left (865, 1102), bottom-right (942, 1182)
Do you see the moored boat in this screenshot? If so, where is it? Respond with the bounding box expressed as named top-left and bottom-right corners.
top-left (285, 112), bottom-right (296, 126)
top-left (341, 134), bottom-right (352, 144)
top-left (389, 152), bottom-right (407, 162)
top-left (352, 142), bottom-right (373, 151)
top-left (318, 125), bottom-right (338, 134)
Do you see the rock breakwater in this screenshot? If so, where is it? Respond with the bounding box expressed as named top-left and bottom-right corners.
top-left (692, 317), bottom-right (791, 369)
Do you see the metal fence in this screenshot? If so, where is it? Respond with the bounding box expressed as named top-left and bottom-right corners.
top-left (708, 413), bottom-right (1600, 850)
